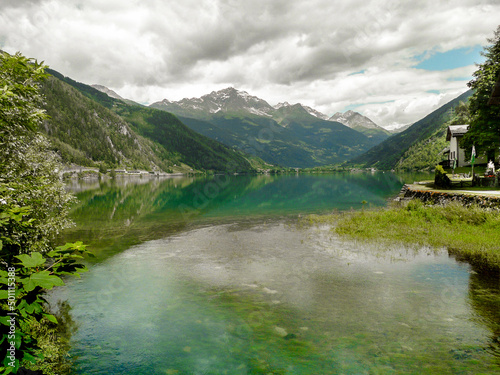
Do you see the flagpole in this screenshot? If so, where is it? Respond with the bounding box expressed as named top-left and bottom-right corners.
top-left (471, 145), bottom-right (476, 182)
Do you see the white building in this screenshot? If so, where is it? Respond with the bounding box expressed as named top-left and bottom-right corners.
top-left (446, 125), bottom-right (487, 167)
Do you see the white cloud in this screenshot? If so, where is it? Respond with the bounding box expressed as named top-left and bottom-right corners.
top-left (0, 0), bottom-right (498, 127)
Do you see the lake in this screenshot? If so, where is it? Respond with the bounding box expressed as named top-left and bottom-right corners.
top-left (52, 173), bottom-right (500, 374)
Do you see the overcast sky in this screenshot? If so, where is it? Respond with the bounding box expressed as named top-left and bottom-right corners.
top-left (1, 0), bottom-right (498, 128)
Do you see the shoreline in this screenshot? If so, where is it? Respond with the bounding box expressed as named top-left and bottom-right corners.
top-left (303, 186), bottom-right (500, 275)
top-left (399, 183), bottom-right (500, 209)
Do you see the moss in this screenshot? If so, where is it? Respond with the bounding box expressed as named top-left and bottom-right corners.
top-left (22, 301), bottom-right (76, 375)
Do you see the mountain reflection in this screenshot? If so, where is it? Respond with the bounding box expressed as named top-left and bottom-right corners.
top-left (61, 173), bottom-right (405, 259)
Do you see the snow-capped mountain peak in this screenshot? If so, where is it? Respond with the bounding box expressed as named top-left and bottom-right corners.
top-left (302, 105), bottom-right (329, 120)
top-left (329, 110), bottom-right (381, 130)
top-left (151, 87), bottom-right (276, 117)
top-left (274, 102), bottom-right (291, 109)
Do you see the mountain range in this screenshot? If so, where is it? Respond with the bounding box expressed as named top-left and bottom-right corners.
top-left (30, 60), bottom-right (471, 173)
top-left (149, 87), bottom-right (390, 167)
top-left (41, 70), bottom-right (256, 173)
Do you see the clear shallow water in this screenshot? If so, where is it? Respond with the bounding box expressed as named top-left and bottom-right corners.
top-left (61, 173), bottom-right (406, 259)
top-left (53, 173), bottom-right (500, 374)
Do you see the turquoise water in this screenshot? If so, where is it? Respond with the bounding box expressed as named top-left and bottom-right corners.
top-left (61, 173), bottom-right (405, 259)
top-left (52, 173), bottom-right (500, 374)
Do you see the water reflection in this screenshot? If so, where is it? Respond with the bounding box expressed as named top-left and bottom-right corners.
top-left (56, 222), bottom-right (500, 374)
top-left (468, 271), bottom-right (500, 361)
top-left (54, 172), bottom-right (500, 374)
top-left (62, 173), bottom-right (405, 259)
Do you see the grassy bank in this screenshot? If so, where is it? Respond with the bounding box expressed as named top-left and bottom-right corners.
top-left (304, 200), bottom-right (500, 273)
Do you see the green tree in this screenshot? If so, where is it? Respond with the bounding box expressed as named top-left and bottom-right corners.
top-left (461, 25), bottom-right (500, 157)
top-left (450, 101), bottom-right (471, 125)
top-left (0, 52), bottom-right (90, 374)
top-left (0, 52), bottom-right (74, 256)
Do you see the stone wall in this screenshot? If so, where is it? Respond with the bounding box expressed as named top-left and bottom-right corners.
top-left (399, 185), bottom-right (500, 209)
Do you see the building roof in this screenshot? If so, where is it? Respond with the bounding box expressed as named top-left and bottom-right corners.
top-left (488, 74), bottom-right (500, 105)
top-left (446, 125), bottom-right (469, 141)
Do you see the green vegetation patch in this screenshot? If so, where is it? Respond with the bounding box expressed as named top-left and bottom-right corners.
top-left (304, 200), bottom-right (500, 273)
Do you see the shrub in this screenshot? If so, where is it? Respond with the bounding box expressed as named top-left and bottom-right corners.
top-left (434, 165), bottom-right (451, 188)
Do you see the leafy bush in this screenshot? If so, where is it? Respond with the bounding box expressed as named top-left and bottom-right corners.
top-left (0, 51), bottom-right (90, 374)
top-left (1, 242), bottom-right (92, 373)
top-left (434, 165), bottom-right (451, 188)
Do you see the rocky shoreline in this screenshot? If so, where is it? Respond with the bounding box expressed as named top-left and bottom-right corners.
top-left (398, 184), bottom-right (500, 209)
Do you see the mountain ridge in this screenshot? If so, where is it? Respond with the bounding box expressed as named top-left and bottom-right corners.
top-left (40, 70), bottom-right (257, 173)
top-left (330, 110), bottom-right (391, 143)
top-left (149, 87), bottom-right (387, 167)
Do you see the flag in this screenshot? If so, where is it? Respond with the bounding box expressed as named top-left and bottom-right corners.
top-left (471, 145), bottom-right (476, 165)
top-left (453, 158), bottom-right (457, 170)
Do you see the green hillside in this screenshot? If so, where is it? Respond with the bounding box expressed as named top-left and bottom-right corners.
top-left (165, 111), bottom-right (377, 168)
top-left (42, 70), bottom-right (254, 172)
top-left (348, 90), bottom-right (473, 170)
top-left (116, 106), bottom-right (253, 172)
top-left (394, 126), bottom-right (448, 171)
top-left (41, 75), bottom-right (174, 171)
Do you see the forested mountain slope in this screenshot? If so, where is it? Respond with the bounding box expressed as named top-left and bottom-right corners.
top-left (348, 90), bottom-right (473, 170)
top-left (41, 69), bottom-right (254, 172)
top-left (151, 87), bottom-right (382, 168)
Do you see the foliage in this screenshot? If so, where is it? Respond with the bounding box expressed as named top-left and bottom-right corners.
top-left (434, 165), bottom-right (451, 188)
top-left (462, 25), bottom-right (500, 156)
top-left (21, 301), bottom-right (75, 375)
top-left (0, 52), bottom-right (75, 255)
top-left (0, 51), bottom-right (90, 374)
top-left (0, 135), bottom-right (75, 255)
top-left (1, 242), bottom-right (91, 374)
top-left (0, 52), bottom-right (48, 139)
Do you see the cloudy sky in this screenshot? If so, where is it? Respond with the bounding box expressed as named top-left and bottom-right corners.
top-left (1, 0), bottom-right (498, 129)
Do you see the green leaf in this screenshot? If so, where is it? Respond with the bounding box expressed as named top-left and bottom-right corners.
top-left (1, 363), bottom-right (14, 374)
top-left (54, 241), bottom-right (88, 254)
top-left (22, 352), bottom-right (39, 364)
top-left (43, 314), bottom-right (58, 324)
top-left (15, 252), bottom-right (45, 268)
top-left (23, 301), bottom-right (43, 315)
top-left (22, 271), bottom-right (64, 291)
top-left (12, 331), bottom-right (22, 349)
top-left (0, 290), bottom-right (8, 300)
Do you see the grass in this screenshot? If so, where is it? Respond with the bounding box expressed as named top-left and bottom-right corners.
top-left (303, 200), bottom-right (500, 273)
